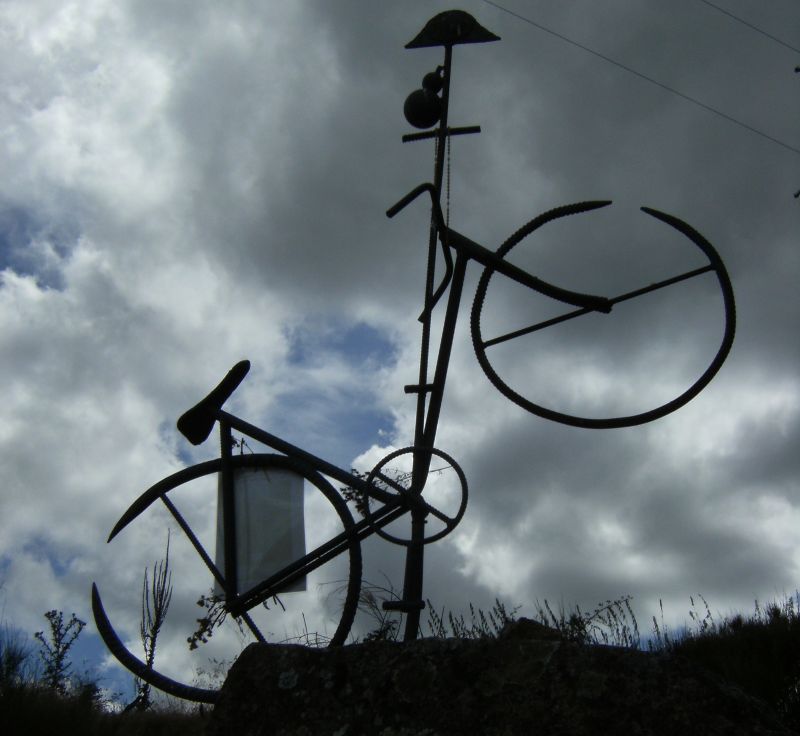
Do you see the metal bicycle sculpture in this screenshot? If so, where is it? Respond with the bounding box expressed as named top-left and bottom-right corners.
top-left (92, 11), bottom-right (735, 704)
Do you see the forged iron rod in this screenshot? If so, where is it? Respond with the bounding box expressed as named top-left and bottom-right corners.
top-left (220, 420), bottom-right (238, 600)
top-left (402, 124), bottom-right (481, 143)
top-left (159, 494), bottom-right (267, 643)
top-left (482, 263), bottom-right (716, 348)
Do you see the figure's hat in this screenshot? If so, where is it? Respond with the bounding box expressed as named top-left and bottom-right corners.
top-left (405, 10), bottom-right (500, 49)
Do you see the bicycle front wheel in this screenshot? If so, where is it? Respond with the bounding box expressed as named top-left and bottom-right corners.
top-left (470, 202), bottom-right (735, 428)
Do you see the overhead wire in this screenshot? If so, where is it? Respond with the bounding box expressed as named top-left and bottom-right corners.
top-left (695, 0), bottom-right (800, 55)
top-left (479, 0), bottom-right (800, 157)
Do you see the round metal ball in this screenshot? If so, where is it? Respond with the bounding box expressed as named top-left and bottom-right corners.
top-left (422, 71), bottom-right (443, 93)
top-left (404, 88), bottom-right (441, 129)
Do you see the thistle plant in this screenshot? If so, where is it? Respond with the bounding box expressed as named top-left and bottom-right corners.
top-left (34, 610), bottom-right (85, 695)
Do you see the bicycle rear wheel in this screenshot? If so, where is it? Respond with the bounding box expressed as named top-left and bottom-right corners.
top-left (93, 453), bottom-right (362, 702)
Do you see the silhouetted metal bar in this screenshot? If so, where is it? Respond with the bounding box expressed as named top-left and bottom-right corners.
top-left (219, 419), bottom-right (237, 600)
top-left (422, 252), bottom-right (469, 451)
top-left (483, 263), bottom-right (715, 348)
top-left (412, 44), bottom-right (453, 458)
top-left (401, 46), bottom-right (454, 641)
top-left (610, 264), bottom-right (714, 305)
top-left (402, 125), bottom-right (481, 142)
top-left (159, 493), bottom-right (265, 643)
top-left (400, 509), bottom-right (426, 640)
top-left (421, 228), bottom-right (455, 321)
top-left (433, 45), bottom-right (453, 200)
top-left (421, 45), bottom-right (456, 323)
top-left (160, 494), bottom-right (223, 586)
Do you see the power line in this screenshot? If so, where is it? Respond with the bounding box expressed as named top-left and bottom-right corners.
top-left (696, 0), bottom-right (800, 55)
top-left (479, 0), bottom-right (800, 156)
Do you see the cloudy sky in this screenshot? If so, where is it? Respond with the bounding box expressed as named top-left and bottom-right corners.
top-left (1, 0), bottom-right (798, 701)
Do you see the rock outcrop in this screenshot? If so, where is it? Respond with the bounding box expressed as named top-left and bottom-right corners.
top-left (206, 619), bottom-right (797, 736)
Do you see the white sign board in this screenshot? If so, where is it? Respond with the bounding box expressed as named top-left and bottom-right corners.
top-left (215, 466), bottom-right (306, 596)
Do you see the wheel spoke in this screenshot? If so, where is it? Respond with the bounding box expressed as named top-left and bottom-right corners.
top-left (482, 263), bottom-right (715, 349)
top-left (160, 494), bottom-right (223, 586)
top-left (372, 470), bottom-right (408, 496)
top-left (483, 305), bottom-right (591, 347)
top-left (425, 502), bottom-right (455, 526)
top-left (609, 264), bottom-right (714, 306)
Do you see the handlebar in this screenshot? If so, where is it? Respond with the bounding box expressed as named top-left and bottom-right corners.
top-left (387, 183), bottom-right (613, 314)
top-left (387, 183), bottom-right (444, 227)
top-left (177, 360), bottom-right (251, 445)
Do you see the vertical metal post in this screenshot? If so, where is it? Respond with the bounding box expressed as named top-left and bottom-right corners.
top-left (401, 252), bottom-right (469, 641)
top-left (400, 45), bottom-right (455, 642)
top-left (219, 419), bottom-right (238, 603)
top-left (400, 509), bottom-right (426, 641)
top-left (396, 14), bottom-right (499, 638)
top-left (411, 44), bottom-right (453, 484)
top-left (412, 44), bottom-right (453, 453)
top-left (421, 252), bottom-right (469, 452)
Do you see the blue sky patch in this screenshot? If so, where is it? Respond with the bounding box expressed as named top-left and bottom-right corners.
top-left (278, 320), bottom-right (398, 465)
top-left (266, 383), bottom-right (395, 471)
top-left (286, 321), bottom-right (397, 369)
top-left (0, 206), bottom-right (78, 290)
top-left (22, 537), bottom-right (76, 578)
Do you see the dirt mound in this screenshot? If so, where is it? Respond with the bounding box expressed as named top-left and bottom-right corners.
top-left (207, 619), bottom-right (796, 736)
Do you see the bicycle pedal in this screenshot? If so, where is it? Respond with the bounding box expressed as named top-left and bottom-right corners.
top-left (382, 600), bottom-right (426, 612)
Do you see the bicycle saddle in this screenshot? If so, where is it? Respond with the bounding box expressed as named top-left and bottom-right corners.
top-left (177, 360), bottom-right (250, 445)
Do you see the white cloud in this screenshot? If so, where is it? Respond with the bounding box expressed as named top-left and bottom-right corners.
top-left (1, 0), bottom-right (798, 699)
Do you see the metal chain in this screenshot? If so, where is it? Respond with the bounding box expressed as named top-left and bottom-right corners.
top-left (446, 133), bottom-right (451, 227)
top-left (432, 133), bottom-right (452, 227)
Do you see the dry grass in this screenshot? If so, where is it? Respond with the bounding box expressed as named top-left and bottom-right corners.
top-left (446, 591), bottom-right (800, 732)
top-left (5, 591), bottom-right (800, 733)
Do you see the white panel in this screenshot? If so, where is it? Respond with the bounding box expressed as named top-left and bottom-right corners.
top-left (215, 466), bottom-right (306, 596)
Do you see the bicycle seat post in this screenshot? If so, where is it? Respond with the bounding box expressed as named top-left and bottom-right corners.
top-left (218, 417), bottom-right (239, 605)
